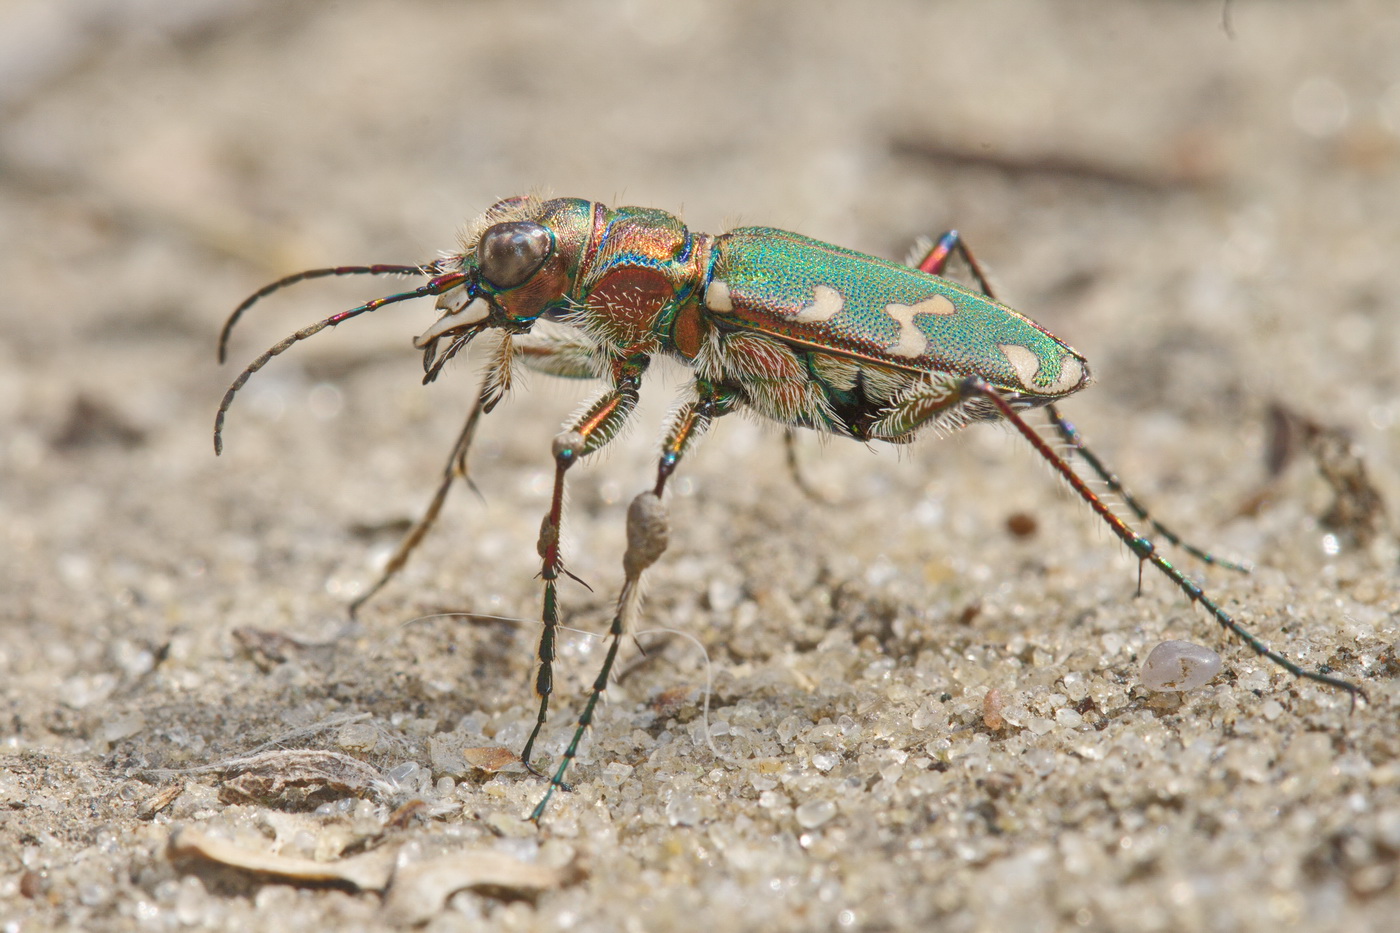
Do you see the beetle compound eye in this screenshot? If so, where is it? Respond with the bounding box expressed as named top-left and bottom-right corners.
top-left (477, 221), bottom-right (553, 289)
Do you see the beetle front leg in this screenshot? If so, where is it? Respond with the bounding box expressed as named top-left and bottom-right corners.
top-left (529, 381), bottom-right (739, 820)
top-left (349, 379), bottom-right (492, 618)
top-left (519, 362), bottom-right (646, 773)
top-left (350, 332), bottom-right (604, 617)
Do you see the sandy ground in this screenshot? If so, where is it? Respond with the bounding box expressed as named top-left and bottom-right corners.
top-left (2, 1), bottom-right (1399, 930)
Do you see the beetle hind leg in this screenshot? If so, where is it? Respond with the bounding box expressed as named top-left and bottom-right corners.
top-left (1043, 403), bottom-right (1252, 573)
top-left (908, 228), bottom-right (1249, 572)
top-left (867, 372), bottom-right (976, 442)
top-left (912, 229), bottom-right (996, 294)
top-left (956, 376), bottom-right (1364, 702)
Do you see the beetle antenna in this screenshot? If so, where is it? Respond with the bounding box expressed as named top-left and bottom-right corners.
top-left (218, 262), bottom-right (450, 364)
top-left (214, 273), bottom-right (466, 454)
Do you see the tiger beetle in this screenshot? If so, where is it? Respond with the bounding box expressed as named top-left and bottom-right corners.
top-left (215, 196), bottom-right (1366, 821)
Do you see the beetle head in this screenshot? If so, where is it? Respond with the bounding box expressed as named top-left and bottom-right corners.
top-left (414, 195), bottom-right (595, 381)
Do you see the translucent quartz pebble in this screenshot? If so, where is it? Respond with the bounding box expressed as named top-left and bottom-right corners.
top-left (1140, 640), bottom-right (1223, 692)
top-left (795, 799), bottom-right (837, 829)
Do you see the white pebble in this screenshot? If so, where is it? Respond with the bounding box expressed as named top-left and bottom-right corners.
top-left (795, 799), bottom-right (837, 829)
top-left (336, 722), bottom-right (378, 752)
top-left (665, 793), bottom-right (702, 826)
top-left (1141, 640), bottom-right (1223, 692)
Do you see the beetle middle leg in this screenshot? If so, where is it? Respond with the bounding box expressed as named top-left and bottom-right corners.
top-left (781, 427), bottom-right (842, 505)
top-left (529, 381), bottom-right (739, 819)
top-left (912, 228), bottom-right (1249, 573)
top-left (519, 360), bottom-right (647, 773)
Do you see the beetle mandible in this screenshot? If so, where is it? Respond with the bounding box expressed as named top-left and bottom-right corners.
top-left (215, 195), bottom-right (1364, 821)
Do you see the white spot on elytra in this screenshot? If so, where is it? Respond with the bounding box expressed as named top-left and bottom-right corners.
top-left (1000, 344), bottom-right (1041, 387)
top-left (791, 285), bottom-right (843, 323)
top-left (705, 279), bottom-right (733, 312)
top-left (1046, 355), bottom-right (1084, 394)
top-left (884, 295), bottom-right (953, 357)
top-left (999, 344), bottom-right (1084, 395)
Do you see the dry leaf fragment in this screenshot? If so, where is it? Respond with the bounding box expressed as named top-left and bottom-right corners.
top-left (385, 798), bottom-right (431, 829)
top-left (170, 827), bottom-right (575, 925)
top-left (168, 827), bottom-right (397, 890)
top-left (136, 784), bottom-right (182, 819)
top-left (215, 749), bottom-right (382, 808)
top-left (460, 746), bottom-right (522, 772)
top-left (382, 852), bottom-right (572, 925)
top-left (428, 735), bottom-right (523, 777)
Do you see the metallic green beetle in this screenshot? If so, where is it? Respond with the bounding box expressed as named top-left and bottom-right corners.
top-left (216, 195), bottom-right (1363, 821)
